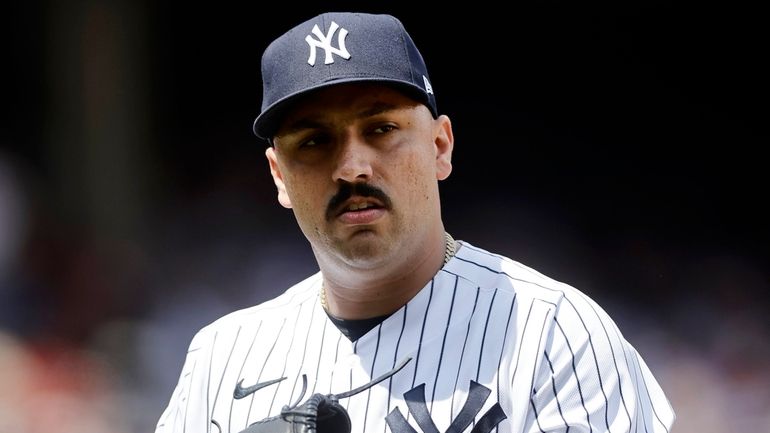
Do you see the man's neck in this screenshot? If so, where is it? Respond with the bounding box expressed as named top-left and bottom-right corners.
top-left (318, 230), bottom-right (450, 320)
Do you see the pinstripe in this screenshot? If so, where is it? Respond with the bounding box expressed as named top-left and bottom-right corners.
top-left (527, 308), bottom-right (550, 398)
top-left (363, 323), bottom-right (383, 433)
top-left (632, 350), bottom-right (669, 433)
top-left (237, 286), bottom-right (310, 313)
top-left (510, 300), bottom-right (534, 390)
top-left (529, 398), bottom-right (547, 433)
top-left (206, 332), bottom-right (218, 433)
top-left (460, 244), bottom-right (555, 285)
top-left (289, 301), bottom-right (317, 404)
top-left (385, 305), bottom-right (408, 433)
top-left (460, 243), bottom-right (506, 259)
top-left (347, 364), bottom-right (354, 411)
top-left (406, 280), bottom-right (435, 424)
top-left (182, 358), bottom-right (197, 433)
top-left (491, 293), bottom-right (516, 433)
top-left (640, 354), bottom-right (670, 433)
top-left (430, 275), bottom-right (459, 411)
top-left (554, 317), bottom-right (592, 433)
top-left (267, 303), bottom-right (305, 415)
top-left (544, 350), bottom-right (570, 431)
top-left (454, 256), bottom-right (565, 295)
top-left (585, 300), bottom-right (632, 428)
top-left (309, 317), bottom-right (328, 396)
top-left (495, 294), bottom-right (516, 404)
top-left (468, 287), bottom-right (499, 431)
top-left (450, 287), bottom-right (480, 419)
top-left (411, 280), bottom-right (435, 387)
top-left (245, 317), bottom-right (287, 427)
top-left (477, 288), bottom-right (499, 381)
top-left (526, 308), bottom-right (555, 433)
top-left (528, 317), bottom-right (546, 402)
top-left (611, 323), bottom-right (646, 433)
top-left (628, 350), bottom-right (648, 433)
top-left (346, 338), bottom-right (359, 412)
top-left (329, 331), bottom-right (343, 394)
top-left (613, 324), bottom-right (643, 433)
top-left (562, 296), bottom-right (611, 431)
top-left (209, 326), bottom-right (240, 430)
top-left (228, 322), bottom-right (262, 433)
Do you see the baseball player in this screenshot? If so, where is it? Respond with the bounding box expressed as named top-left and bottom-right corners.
top-left (156, 12), bottom-right (675, 433)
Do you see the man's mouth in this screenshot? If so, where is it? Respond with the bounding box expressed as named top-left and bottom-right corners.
top-left (337, 198), bottom-right (384, 216)
top-left (326, 182), bottom-right (393, 221)
top-left (336, 198), bottom-right (386, 225)
top-left (345, 202), bottom-right (378, 211)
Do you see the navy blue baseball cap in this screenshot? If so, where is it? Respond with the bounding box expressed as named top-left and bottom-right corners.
top-left (252, 12), bottom-right (438, 140)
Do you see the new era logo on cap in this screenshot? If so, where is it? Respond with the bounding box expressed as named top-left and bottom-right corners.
top-left (253, 12), bottom-right (438, 139)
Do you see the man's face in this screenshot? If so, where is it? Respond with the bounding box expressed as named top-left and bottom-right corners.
top-left (265, 83), bottom-right (453, 269)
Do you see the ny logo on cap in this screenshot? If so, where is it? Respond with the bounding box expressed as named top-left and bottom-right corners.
top-left (305, 21), bottom-right (351, 66)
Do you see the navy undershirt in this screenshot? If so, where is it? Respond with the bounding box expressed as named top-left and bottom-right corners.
top-left (325, 311), bottom-right (392, 342)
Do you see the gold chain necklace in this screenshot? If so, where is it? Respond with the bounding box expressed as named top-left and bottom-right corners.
top-left (319, 232), bottom-right (457, 311)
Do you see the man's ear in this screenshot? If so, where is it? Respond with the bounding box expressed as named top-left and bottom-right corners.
top-left (434, 115), bottom-right (454, 180)
top-left (265, 147), bottom-right (293, 208)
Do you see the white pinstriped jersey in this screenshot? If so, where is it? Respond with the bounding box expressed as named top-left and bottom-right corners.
top-left (156, 241), bottom-right (675, 433)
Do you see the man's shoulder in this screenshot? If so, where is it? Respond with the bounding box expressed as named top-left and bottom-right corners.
top-left (191, 272), bottom-right (322, 342)
top-left (447, 240), bottom-right (582, 305)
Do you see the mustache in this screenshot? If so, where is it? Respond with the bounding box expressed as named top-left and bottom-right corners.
top-left (326, 182), bottom-right (393, 221)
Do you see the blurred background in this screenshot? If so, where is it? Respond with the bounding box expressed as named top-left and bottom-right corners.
top-left (2, 1), bottom-right (768, 432)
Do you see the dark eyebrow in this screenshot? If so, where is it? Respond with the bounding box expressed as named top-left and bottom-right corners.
top-left (279, 118), bottom-right (326, 136)
top-left (356, 102), bottom-right (399, 119)
top-left (279, 102), bottom-right (401, 136)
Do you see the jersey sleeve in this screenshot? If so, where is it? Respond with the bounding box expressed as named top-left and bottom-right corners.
top-left (155, 327), bottom-right (214, 433)
top-left (525, 292), bottom-right (675, 433)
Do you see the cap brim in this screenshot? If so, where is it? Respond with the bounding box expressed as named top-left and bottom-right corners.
top-left (252, 77), bottom-right (436, 140)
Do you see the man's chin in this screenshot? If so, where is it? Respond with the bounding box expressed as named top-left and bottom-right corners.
top-left (337, 233), bottom-right (391, 268)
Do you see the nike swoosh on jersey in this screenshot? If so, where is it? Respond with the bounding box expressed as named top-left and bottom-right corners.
top-left (233, 376), bottom-right (286, 399)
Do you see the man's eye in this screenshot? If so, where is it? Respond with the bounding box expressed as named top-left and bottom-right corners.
top-left (300, 138), bottom-right (317, 147)
top-left (372, 125), bottom-right (395, 134)
top-left (299, 135), bottom-right (327, 148)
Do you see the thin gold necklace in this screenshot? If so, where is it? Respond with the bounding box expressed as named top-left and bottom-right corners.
top-left (319, 232), bottom-right (457, 311)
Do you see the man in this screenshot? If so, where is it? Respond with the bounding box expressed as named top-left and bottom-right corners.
top-left (156, 12), bottom-right (675, 433)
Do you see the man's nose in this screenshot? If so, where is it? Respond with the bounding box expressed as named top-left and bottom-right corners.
top-left (331, 136), bottom-right (374, 183)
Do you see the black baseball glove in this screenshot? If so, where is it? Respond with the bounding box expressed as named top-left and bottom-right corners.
top-left (238, 357), bottom-right (411, 433)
